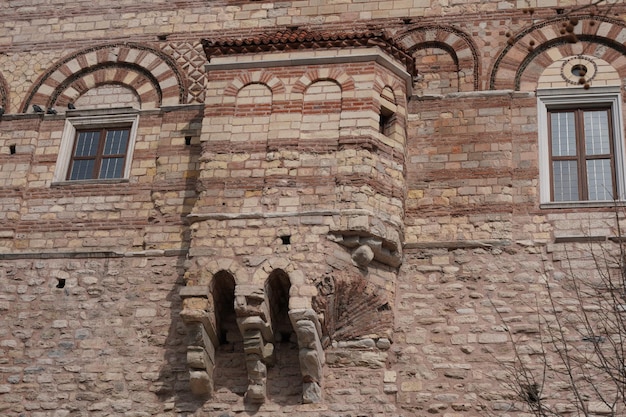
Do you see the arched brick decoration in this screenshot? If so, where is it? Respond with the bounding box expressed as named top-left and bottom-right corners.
top-left (55, 65), bottom-right (156, 109)
top-left (21, 43), bottom-right (187, 112)
top-left (490, 16), bottom-right (626, 90)
top-left (373, 75), bottom-right (406, 108)
top-left (292, 68), bottom-right (355, 96)
top-left (393, 25), bottom-right (479, 91)
top-left (223, 71), bottom-right (286, 104)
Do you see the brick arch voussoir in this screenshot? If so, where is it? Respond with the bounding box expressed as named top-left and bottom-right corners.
top-left (50, 64), bottom-right (161, 110)
top-left (490, 16), bottom-right (626, 90)
top-left (373, 76), bottom-right (404, 103)
top-left (293, 69), bottom-right (355, 95)
top-left (21, 43), bottom-right (187, 113)
top-left (395, 25), bottom-right (479, 90)
top-left (199, 258), bottom-right (247, 287)
top-left (514, 36), bottom-right (626, 90)
top-left (252, 258), bottom-right (301, 287)
top-left (223, 71), bottom-right (286, 98)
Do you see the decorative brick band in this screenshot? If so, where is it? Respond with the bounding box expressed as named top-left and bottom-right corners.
top-left (21, 43), bottom-right (187, 112)
top-left (490, 16), bottom-right (626, 90)
top-left (202, 28), bottom-right (416, 77)
top-left (223, 70), bottom-right (286, 98)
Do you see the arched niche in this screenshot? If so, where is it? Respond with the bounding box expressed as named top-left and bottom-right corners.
top-left (265, 269), bottom-right (294, 342)
top-left (211, 270), bottom-right (238, 345)
top-left (490, 16), bottom-right (626, 90)
top-left (21, 43), bottom-right (186, 112)
top-left (394, 25), bottom-right (479, 91)
top-left (231, 83), bottom-right (272, 143)
top-left (301, 80), bottom-right (341, 142)
top-left (73, 83), bottom-right (141, 110)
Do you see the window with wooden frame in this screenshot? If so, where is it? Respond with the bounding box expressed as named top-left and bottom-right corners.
top-left (549, 107), bottom-right (615, 201)
top-left (67, 126), bottom-right (131, 180)
top-left (53, 109), bottom-right (139, 183)
top-left (537, 87), bottom-right (626, 206)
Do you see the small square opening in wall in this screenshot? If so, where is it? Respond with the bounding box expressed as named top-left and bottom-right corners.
top-left (185, 136), bottom-right (192, 146)
top-left (9, 144), bottom-right (16, 154)
top-left (280, 235), bottom-right (291, 245)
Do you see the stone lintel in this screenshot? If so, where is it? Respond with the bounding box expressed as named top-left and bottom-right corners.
top-left (179, 285), bottom-right (209, 299)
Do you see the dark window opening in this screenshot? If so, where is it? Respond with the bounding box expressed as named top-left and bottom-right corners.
top-left (67, 126), bottom-right (131, 180)
top-left (185, 136), bottom-right (192, 146)
top-left (9, 144), bottom-right (16, 155)
top-left (56, 278), bottom-right (66, 289)
top-left (265, 270), bottom-right (293, 342)
top-left (212, 271), bottom-right (238, 345)
top-left (379, 107), bottom-right (395, 136)
top-left (280, 235), bottom-right (291, 245)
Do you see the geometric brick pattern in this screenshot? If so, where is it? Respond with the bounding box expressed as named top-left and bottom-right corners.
top-left (20, 42), bottom-right (187, 112)
top-left (490, 16), bottom-right (626, 90)
top-left (161, 41), bottom-right (207, 104)
top-left (394, 25), bottom-right (480, 91)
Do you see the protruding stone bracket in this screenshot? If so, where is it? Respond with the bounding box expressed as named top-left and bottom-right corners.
top-left (289, 308), bottom-right (325, 404)
top-left (235, 285), bottom-right (275, 403)
top-left (330, 233), bottom-right (402, 268)
top-left (179, 285), bottom-right (219, 396)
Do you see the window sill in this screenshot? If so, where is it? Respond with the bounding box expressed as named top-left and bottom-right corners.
top-left (540, 200), bottom-right (626, 209)
top-left (51, 178), bottom-right (130, 187)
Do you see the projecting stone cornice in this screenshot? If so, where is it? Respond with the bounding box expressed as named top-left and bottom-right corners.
top-left (201, 28), bottom-right (417, 77)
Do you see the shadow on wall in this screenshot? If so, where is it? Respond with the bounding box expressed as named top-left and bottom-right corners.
top-left (154, 111), bottom-right (208, 414)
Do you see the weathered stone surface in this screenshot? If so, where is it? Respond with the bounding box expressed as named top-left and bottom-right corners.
top-left (2, 1), bottom-right (623, 416)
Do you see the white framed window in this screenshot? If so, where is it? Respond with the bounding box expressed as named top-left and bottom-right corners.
top-left (537, 87), bottom-right (626, 206)
top-left (53, 109), bottom-right (139, 183)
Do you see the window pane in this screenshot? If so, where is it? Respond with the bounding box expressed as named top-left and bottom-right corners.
top-left (103, 129), bottom-right (129, 155)
top-left (69, 159), bottom-right (95, 180)
top-left (74, 131), bottom-right (100, 157)
top-left (551, 112), bottom-right (576, 157)
top-left (587, 159), bottom-right (613, 200)
top-left (99, 157), bottom-right (124, 179)
top-left (553, 160), bottom-right (579, 201)
top-left (584, 110), bottom-right (610, 155)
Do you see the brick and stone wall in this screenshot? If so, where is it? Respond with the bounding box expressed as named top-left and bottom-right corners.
top-left (2, 1), bottom-right (626, 416)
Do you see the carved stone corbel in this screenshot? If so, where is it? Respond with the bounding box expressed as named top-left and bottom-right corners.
top-left (179, 285), bottom-right (219, 396)
top-left (235, 285), bottom-right (274, 403)
top-left (289, 308), bottom-right (325, 404)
